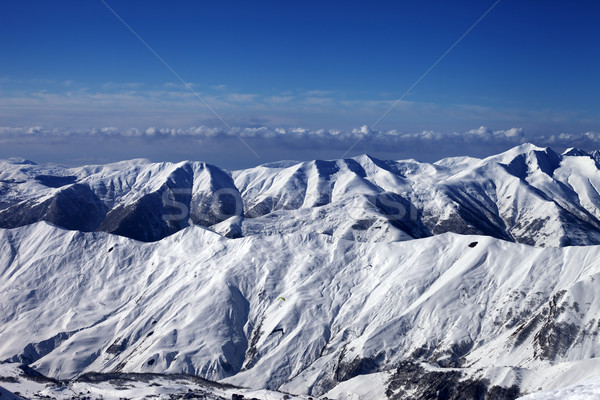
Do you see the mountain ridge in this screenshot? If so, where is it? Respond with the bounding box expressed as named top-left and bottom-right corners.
top-left (2, 221), bottom-right (600, 397)
top-left (3, 143), bottom-right (600, 246)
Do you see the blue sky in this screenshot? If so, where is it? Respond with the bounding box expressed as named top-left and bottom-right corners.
top-left (1, 1), bottom-right (599, 167)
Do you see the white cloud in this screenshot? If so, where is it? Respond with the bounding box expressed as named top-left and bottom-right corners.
top-left (227, 93), bottom-right (259, 102)
top-left (2, 124), bottom-right (600, 169)
top-left (467, 126), bottom-right (492, 136)
top-left (0, 124), bottom-right (595, 147)
top-left (1, 80), bottom-right (596, 137)
top-left (352, 125), bottom-right (370, 135)
top-left (26, 126), bottom-right (43, 135)
top-left (495, 127), bottom-right (524, 138)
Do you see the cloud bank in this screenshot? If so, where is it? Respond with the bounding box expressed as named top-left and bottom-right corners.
top-left (1, 124), bottom-right (599, 169)
top-left (1, 80), bottom-right (598, 168)
top-left (2, 79), bottom-right (598, 134)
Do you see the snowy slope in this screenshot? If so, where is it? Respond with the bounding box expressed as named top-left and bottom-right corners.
top-left (4, 144), bottom-right (600, 246)
top-left (517, 376), bottom-right (600, 399)
top-left (3, 222), bottom-right (600, 397)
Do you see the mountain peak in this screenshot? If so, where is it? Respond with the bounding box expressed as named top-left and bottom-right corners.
top-left (351, 153), bottom-right (381, 163)
top-left (2, 157), bottom-right (37, 165)
top-left (562, 147), bottom-right (589, 157)
top-left (500, 142), bottom-right (546, 157)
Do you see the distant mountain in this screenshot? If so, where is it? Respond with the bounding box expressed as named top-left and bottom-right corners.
top-left (0, 159), bottom-right (240, 242)
top-left (3, 143), bottom-right (600, 247)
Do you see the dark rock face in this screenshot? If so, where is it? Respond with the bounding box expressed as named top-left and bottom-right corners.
top-left (343, 158), bottom-right (367, 178)
top-left (508, 290), bottom-right (592, 362)
top-left (97, 165), bottom-right (195, 242)
top-left (6, 331), bottom-right (76, 364)
top-left (534, 321), bottom-right (580, 360)
top-left (386, 361), bottom-right (520, 400)
top-left (245, 196), bottom-right (276, 218)
top-left (106, 338), bottom-right (128, 355)
top-left (98, 190), bottom-right (186, 242)
top-left (373, 192), bottom-right (430, 238)
top-left (241, 317), bottom-right (263, 371)
top-left (0, 184), bottom-right (107, 232)
top-left (35, 175), bottom-right (78, 188)
top-left (18, 364), bottom-right (61, 384)
top-left (312, 160), bottom-right (340, 207)
top-left (512, 314), bottom-right (544, 348)
top-left (334, 355), bottom-right (381, 382)
top-left (189, 165), bottom-right (243, 226)
top-left (429, 184), bottom-right (512, 242)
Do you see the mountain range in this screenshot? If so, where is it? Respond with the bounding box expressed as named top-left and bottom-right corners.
top-left (3, 144), bottom-right (600, 399)
top-left (3, 143), bottom-right (600, 247)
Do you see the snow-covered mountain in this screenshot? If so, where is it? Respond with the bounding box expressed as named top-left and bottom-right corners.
top-left (5, 144), bottom-right (600, 399)
top-left (2, 221), bottom-right (600, 398)
top-left (4, 144), bottom-right (600, 247)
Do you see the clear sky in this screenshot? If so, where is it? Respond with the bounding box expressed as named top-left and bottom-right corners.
top-left (1, 1), bottom-right (599, 168)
